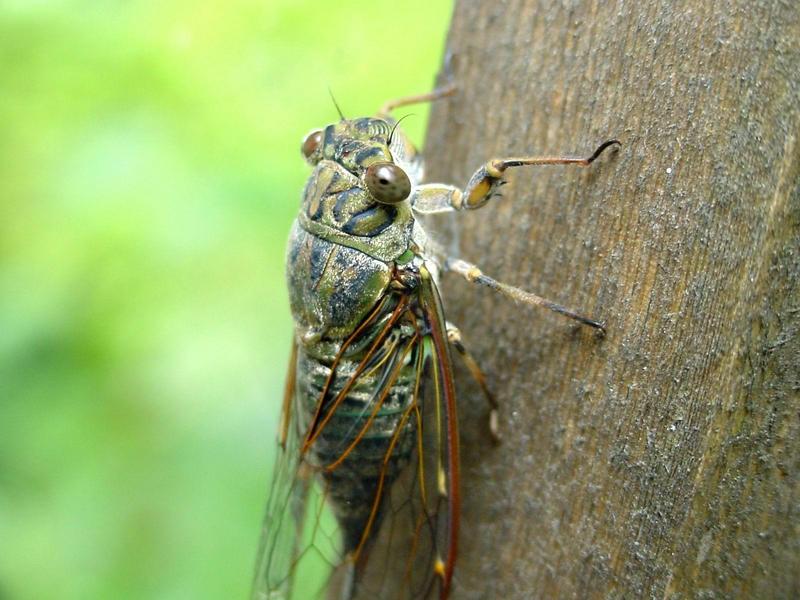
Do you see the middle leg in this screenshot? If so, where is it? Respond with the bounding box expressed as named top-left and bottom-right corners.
top-left (446, 258), bottom-right (606, 333)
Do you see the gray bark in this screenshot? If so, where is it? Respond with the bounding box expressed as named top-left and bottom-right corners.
top-left (415, 0), bottom-right (800, 598)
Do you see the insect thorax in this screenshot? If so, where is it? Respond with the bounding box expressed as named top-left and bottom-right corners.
top-left (298, 160), bottom-right (415, 262)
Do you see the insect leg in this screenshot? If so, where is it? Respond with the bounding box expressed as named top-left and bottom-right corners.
top-left (378, 84), bottom-right (457, 117)
top-left (409, 140), bottom-right (620, 214)
top-left (409, 184), bottom-right (462, 214)
top-left (445, 257), bottom-right (606, 333)
top-left (457, 139), bottom-right (620, 210)
top-left (446, 324), bottom-right (500, 443)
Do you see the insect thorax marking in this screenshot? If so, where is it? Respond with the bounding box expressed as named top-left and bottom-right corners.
top-left (298, 160), bottom-right (414, 262)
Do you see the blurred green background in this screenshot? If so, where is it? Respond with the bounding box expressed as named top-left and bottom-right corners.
top-left (0, 1), bottom-right (450, 598)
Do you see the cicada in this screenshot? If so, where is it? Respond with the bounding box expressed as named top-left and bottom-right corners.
top-left (252, 87), bottom-right (618, 600)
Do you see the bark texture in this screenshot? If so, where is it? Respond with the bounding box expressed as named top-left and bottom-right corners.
top-left (418, 1), bottom-right (799, 598)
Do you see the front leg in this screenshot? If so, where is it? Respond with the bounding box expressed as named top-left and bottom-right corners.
top-left (410, 139), bottom-right (620, 214)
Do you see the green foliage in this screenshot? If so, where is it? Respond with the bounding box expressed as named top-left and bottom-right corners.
top-left (0, 1), bottom-right (450, 598)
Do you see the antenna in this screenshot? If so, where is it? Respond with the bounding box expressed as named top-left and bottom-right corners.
top-left (388, 114), bottom-right (414, 145)
top-left (327, 87), bottom-right (346, 121)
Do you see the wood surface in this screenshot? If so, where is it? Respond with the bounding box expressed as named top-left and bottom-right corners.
top-left (413, 1), bottom-right (800, 597)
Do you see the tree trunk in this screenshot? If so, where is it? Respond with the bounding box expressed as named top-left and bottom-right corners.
top-left (416, 1), bottom-right (799, 598)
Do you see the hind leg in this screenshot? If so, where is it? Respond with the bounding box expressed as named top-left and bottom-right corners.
top-left (446, 323), bottom-right (500, 443)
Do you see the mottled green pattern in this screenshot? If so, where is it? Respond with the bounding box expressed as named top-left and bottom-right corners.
top-left (0, 2), bottom-right (450, 599)
top-left (285, 224), bottom-right (391, 342)
top-left (302, 118), bottom-right (418, 260)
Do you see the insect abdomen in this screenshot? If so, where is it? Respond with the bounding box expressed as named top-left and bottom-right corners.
top-left (296, 337), bottom-right (418, 553)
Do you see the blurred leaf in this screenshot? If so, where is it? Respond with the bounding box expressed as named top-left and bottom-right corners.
top-left (0, 1), bottom-right (450, 598)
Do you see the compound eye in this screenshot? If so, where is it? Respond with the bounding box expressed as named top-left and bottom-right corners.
top-left (365, 162), bottom-right (411, 204)
top-left (301, 130), bottom-right (323, 161)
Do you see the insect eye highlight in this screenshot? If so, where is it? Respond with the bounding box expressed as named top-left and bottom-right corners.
top-left (364, 162), bottom-right (411, 204)
top-left (301, 130), bottom-right (323, 162)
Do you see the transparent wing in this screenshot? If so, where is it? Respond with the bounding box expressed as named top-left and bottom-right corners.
top-left (251, 339), bottom-right (303, 599)
top-left (251, 341), bottom-right (340, 600)
top-left (348, 266), bottom-right (461, 600)
top-left (253, 276), bottom-right (462, 600)
top-left (416, 264), bottom-right (461, 599)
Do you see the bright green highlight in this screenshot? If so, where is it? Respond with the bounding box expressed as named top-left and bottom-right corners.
top-left (0, 1), bottom-right (450, 598)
